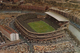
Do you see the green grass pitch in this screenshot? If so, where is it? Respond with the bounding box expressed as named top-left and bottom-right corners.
top-left (28, 21), bottom-right (55, 33)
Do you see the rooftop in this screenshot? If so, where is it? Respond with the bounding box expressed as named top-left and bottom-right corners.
top-left (0, 25), bottom-right (17, 34)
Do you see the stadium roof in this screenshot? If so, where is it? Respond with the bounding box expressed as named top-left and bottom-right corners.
top-left (45, 11), bottom-right (69, 21)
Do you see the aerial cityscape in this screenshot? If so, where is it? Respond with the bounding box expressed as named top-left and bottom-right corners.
top-left (0, 0), bottom-right (80, 53)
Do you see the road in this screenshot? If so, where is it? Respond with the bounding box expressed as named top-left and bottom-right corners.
top-left (0, 10), bottom-right (46, 15)
top-left (69, 24), bottom-right (80, 41)
top-left (68, 24), bottom-right (80, 53)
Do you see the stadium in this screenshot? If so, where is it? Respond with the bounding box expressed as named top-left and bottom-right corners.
top-left (14, 11), bottom-right (69, 43)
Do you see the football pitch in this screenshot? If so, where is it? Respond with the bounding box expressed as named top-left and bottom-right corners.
top-left (28, 21), bottom-right (55, 33)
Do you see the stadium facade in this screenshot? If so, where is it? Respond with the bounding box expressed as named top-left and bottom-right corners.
top-left (14, 12), bottom-right (69, 43)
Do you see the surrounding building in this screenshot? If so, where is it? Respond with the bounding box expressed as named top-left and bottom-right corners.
top-left (0, 25), bottom-right (19, 41)
top-left (19, 4), bottom-right (48, 11)
top-left (33, 41), bottom-right (74, 53)
top-left (2, 0), bottom-right (23, 3)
